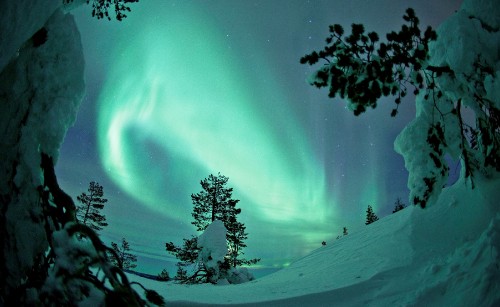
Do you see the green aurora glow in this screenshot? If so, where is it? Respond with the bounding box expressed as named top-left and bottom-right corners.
top-left (55, 0), bottom-right (464, 269)
top-left (97, 6), bottom-right (337, 252)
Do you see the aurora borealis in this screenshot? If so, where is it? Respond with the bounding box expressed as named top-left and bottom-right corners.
top-left (56, 0), bottom-right (463, 272)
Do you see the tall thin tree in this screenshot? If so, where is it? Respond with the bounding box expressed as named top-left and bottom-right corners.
top-left (76, 181), bottom-right (108, 232)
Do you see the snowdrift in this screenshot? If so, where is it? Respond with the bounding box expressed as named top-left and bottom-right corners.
top-left (129, 175), bottom-right (499, 306)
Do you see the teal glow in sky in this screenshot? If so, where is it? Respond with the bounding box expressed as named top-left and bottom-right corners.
top-left (98, 6), bottom-right (335, 243)
top-left (56, 0), bottom-right (463, 272)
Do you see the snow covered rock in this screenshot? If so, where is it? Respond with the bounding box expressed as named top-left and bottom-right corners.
top-left (0, 5), bottom-right (84, 300)
top-left (0, 0), bottom-right (60, 72)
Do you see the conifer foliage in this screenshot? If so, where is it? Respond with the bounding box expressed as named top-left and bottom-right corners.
top-left (365, 205), bottom-right (379, 225)
top-left (300, 8), bottom-right (438, 117)
top-left (301, 8), bottom-right (500, 208)
top-left (109, 237), bottom-right (138, 270)
top-left (166, 173), bottom-right (259, 284)
top-left (89, 0), bottom-right (139, 21)
top-left (76, 181), bottom-right (108, 232)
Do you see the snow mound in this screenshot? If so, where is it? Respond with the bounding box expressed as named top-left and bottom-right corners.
top-left (197, 220), bottom-right (228, 271)
top-left (128, 175), bottom-right (499, 306)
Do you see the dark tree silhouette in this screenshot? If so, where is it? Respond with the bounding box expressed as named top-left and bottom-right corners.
top-left (109, 238), bottom-right (138, 270)
top-left (64, 0), bottom-right (139, 21)
top-left (89, 0), bottom-right (139, 21)
top-left (301, 8), bottom-right (500, 208)
top-left (392, 197), bottom-right (407, 213)
top-left (191, 173), bottom-right (239, 231)
top-left (157, 269), bottom-right (170, 281)
top-left (175, 263), bottom-right (188, 281)
top-left (76, 181), bottom-right (108, 232)
top-left (365, 205), bottom-right (379, 225)
top-left (166, 173), bottom-right (259, 284)
top-left (190, 173), bottom-right (259, 268)
top-left (300, 8), bottom-right (440, 116)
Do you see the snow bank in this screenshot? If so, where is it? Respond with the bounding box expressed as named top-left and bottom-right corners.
top-left (128, 175), bottom-right (499, 306)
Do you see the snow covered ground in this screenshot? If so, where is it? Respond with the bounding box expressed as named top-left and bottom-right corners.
top-left (128, 175), bottom-right (500, 306)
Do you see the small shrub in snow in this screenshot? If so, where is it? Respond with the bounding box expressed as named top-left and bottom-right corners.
top-left (392, 197), bottom-right (407, 213)
top-left (157, 269), bottom-right (170, 281)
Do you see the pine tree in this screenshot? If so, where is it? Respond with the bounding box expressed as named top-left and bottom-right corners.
top-left (300, 8), bottom-right (500, 208)
top-left (365, 205), bottom-right (379, 225)
top-left (190, 173), bottom-right (259, 268)
top-left (76, 181), bottom-right (108, 232)
top-left (166, 173), bottom-right (259, 283)
top-left (392, 197), bottom-right (407, 213)
top-left (109, 237), bottom-right (137, 270)
top-left (191, 173), bottom-right (239, 231)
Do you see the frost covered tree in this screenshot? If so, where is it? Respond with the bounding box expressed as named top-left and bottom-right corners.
top-left (301, 6), bottom-right (500, 208)
top-left (76, 181), bottom-right (108, 232)
top-left (365, 205), bottom-right (379, 225)
top-left (166, 173), bottom-right (259, 284)
top-left (109, 237), bottom-right (138, 270)
top-left (190, 173), bottom-right (259, 268)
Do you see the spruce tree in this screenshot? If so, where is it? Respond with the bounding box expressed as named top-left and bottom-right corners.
top-left (109, 238), bottom-right (137, 270)
top-left (76, 181), bottom-right (108, 232)
top-left (365, 205), bottom-right (379, 225)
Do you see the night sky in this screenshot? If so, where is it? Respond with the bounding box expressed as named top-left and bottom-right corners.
top-left (56, 0), bottom-right (462, 272)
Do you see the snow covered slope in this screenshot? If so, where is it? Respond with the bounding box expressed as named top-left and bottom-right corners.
top-left (129, 175), bottom-right (499, 306)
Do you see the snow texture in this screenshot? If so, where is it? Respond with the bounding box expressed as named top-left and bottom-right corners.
top-left (130, 175), bottom-right (500, 306)
top-left (0, 0), bottom-right (60, 72)
top-left (39, 223), bottom-right (105, 305)
top-left (395, 0), bottom-right (500, 205)
top-left (0, 1), bottom-right (85, 296)
top-left (197, 220), bottom-right (228, 280)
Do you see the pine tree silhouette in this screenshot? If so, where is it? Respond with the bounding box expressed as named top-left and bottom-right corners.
top-left (76, 181), bottom-right (108, 232)
top-left (109, 237), bottom-right (137, 270)
top-left (166, 173), bottom-right (259, 283)
top-left (365, 205), bottom-right (379, 225)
